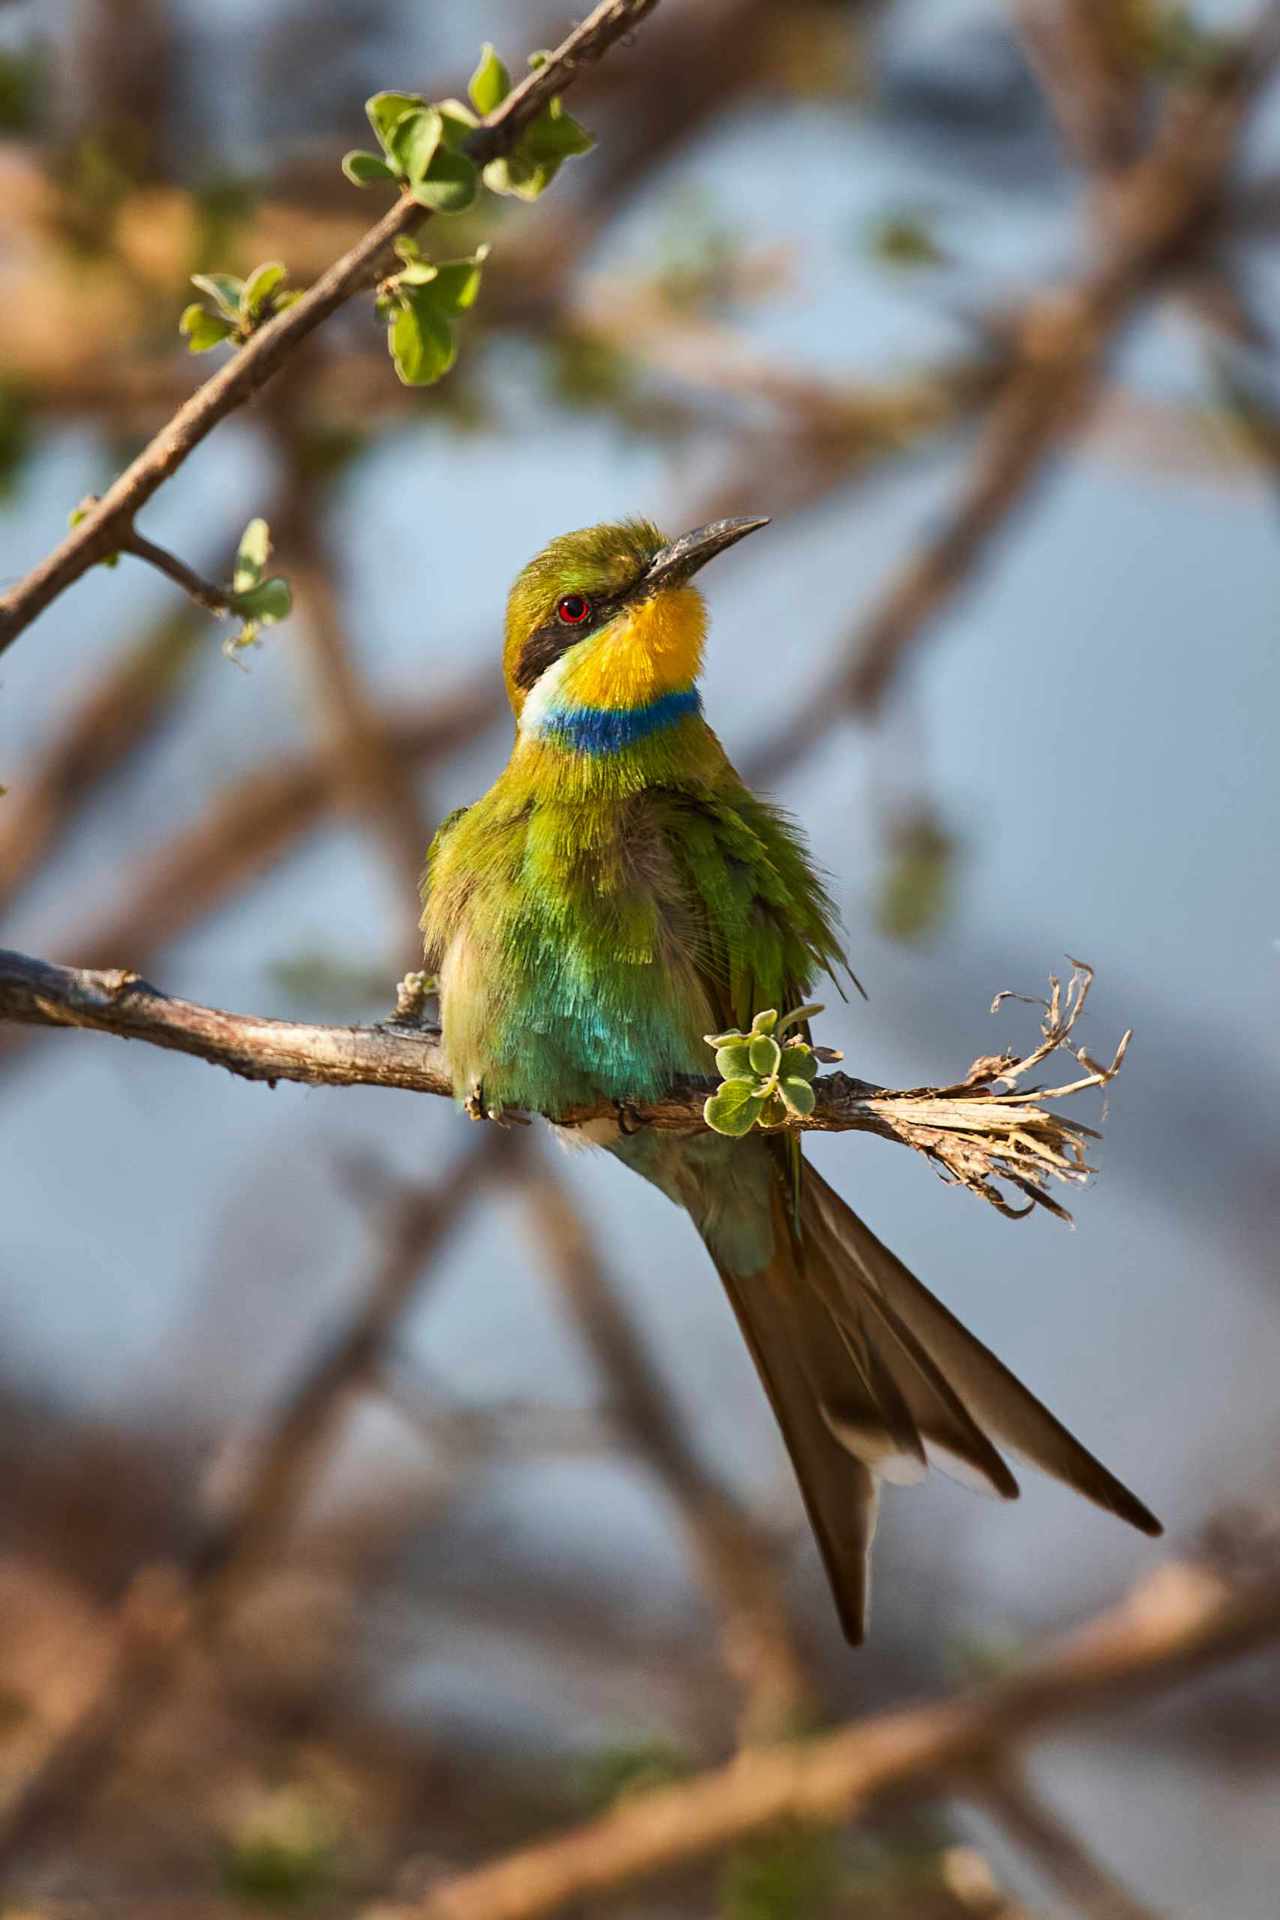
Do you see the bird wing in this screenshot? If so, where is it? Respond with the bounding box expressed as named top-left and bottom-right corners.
top-left (644, 778), bottom-right (850, 1033)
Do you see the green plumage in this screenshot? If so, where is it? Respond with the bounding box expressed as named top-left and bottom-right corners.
top-left (424, 729), bottom-right (844, 1115)
top-left (421, 517), bottom-right (1161, 1647)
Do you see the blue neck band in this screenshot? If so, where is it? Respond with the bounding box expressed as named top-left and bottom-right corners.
top-left (541, 687), bottom-right (701, 755)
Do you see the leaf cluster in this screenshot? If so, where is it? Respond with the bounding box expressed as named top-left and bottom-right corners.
top-left (703, 1006), bottom-right (831, 1137)
top-left (341, 88), bottom-right (481, 211)
top-left (376, 236), bottom-right (489, 388)
top-left (225, 517), bottom-right (292, 659)
top-left (342, 47), bottom-right (593, 210)
top-left (180, 262), bottom-right (299, 353)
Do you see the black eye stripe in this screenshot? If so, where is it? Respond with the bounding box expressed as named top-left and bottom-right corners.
top-left (514, 622), bottom-right (571, 692)
top-left (514, 587), bottom-right (626, 693)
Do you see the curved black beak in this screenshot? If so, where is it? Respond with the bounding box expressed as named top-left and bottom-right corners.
top-left (640, 515), bottom-right (770, 595)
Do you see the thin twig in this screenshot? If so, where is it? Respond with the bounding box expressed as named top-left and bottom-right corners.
top-left (116, 525), bottom-right (238, 620)
top-left (363, 1561), bottom-right (1280, 1920)
top-left (0, 0), bottom-right (661, 654)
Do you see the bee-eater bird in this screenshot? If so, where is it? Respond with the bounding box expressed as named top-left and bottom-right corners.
top-left (422, 516), bottom-right (1161, 1644)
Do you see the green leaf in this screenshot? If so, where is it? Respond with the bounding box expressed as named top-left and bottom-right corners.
top-left (485, 96), bottom-right (594, 201)
top-left (779, 1076), bottom-right (816, 1118)
top-left (775, 1003), bottom-right (823, 1036)
top-left (389, 296), bottom-right (456, 386)
top-left (525, 97), bottom-right (594, 161)
top-left (714, 1042), bottom-right (753, 1080)
top-left (233, 517), bottom-right (272, 593)
top-left (366, 90), bottom-right (426, 151)
top-left (189, 272), bottom-right (244, 321)
top-left (703, 1026), bottom-right (746, 1050)
top-left (480, 92), bottom-right (593, 204)
top-left (436, 99), bottom-right (479, 148)
top-left (179, 303), bottom-right (234, 352)
top-left (428, 245), bottom-right (488, 312)
top-left (780, 1044), bottom-right (817, 1083)
top-left (410, 144), bottom-right (478, 212)
top-left (749, 1009), bottom-right (778, 1036)
top-left (483, 152), bottom-right (549, 202)
top-left (394, 258), bottom-right (438, 287)
top-left (468, 43), bottom-right (511, 115)
top-left (241, 261), bottom-right (286, 320)
top-left (389, 105), bottom-right (443, 184)
top-left (342, 149), bottom-right (396, 187)
top-left (231, 576), bottom-right (291, 625)
top-left (704, 1080), bottom-right (765, 1138)
top-left (748, 1034), bottom-right (781, 1078)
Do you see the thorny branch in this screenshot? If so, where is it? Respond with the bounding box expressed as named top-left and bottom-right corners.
top-left (0, 0), bottom-right (661, 654)
top-left (0, 950), bottom-right (1126, 1222)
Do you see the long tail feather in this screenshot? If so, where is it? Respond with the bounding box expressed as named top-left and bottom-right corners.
top-left (703, 1156), bottom-right (1161, 1646)
top-left (804, 1168), bottom-right (1162, 1537)
top-left (711, 1244), bottom-right (880, 1645)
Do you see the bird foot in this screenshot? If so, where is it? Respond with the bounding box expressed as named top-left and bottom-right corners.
top-left (464, 1082), bottom-right (526, 1127)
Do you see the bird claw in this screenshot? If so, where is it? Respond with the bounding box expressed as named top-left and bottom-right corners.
top-left (614, 1099), bottom-right (645, 1136)
top-left (464, 1082), bottom-right (526, 1127)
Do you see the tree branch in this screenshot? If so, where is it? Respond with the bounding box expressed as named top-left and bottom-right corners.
top-left (0, 1137), bottom-right (497, 1871)
top-left (364, 1561), bottom-right (1280, 1920)
top-left (0, 949), bottom-right (1128, 1221)
top-left (0, 0), bottom-right (660, 655)
top-left (747, 1), bottom-right (1280, 778)
top-left (115, 525), bottom-right (239, 620)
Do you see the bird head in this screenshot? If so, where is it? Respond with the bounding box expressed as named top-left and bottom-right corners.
top-left (503, 515), bottom-right (769, 734)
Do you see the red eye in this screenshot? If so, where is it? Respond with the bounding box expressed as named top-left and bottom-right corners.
top-left (556, 594), bottom-right (591, 625)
